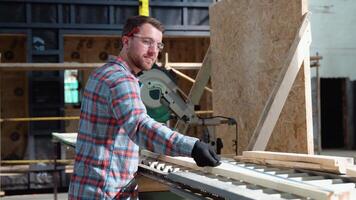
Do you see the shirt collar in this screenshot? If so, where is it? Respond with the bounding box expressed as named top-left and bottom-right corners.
top-left (107, 56), bottom-right (137, 76)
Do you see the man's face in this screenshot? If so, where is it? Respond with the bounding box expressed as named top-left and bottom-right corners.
top-left (124, 23), bottom-right (163, 72)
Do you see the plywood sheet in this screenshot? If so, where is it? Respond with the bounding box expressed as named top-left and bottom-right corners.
top-left (209, 0), bottom-right (310, 154)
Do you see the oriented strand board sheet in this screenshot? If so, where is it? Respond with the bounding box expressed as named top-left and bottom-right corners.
top-left (0, 35), bottom-right (28, 160)
top-left (210, 0), bottom-right (311, 154)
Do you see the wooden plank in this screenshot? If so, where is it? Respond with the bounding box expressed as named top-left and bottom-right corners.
top-left (347, 166), bottom-right (356, 178)
top-left (238, 151), bottom-right (354, 174)
top-left (141, 150), bottom-right (348, 200)
top-left (174, 47), bottom-right (212, 133)
top-left (0, 165), bottom-right (30, 173)
top-left (52, 132), bottom-right (77, 148)
top-left (303, 44), bottom-right (315, 154)
top-left (241, 151), bottom-right (354, 166)
top-left (188, 47), bottom-right (212, 105)
top-left (162, 62), bottom-right (202, 69)
top-left (169, 68), bottom-right (212, 93)
top-left (210, 0), bottom-right (311, 154)
top-left (1, 159), bottom-right (73, 165)
top-left (0, 62), bottom-right (103, 71)
top-left (247, 13), bottom-right (312, 151)
top-left (0, 62), bottom-right (202, 71)
top-left (237, 157), bottom-right (343, 174)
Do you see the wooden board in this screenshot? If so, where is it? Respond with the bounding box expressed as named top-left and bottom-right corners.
top-left (237, 151), bottom-right (354, 174)
top-left (242, 151), bottom-right (354, 167)
top-left (347, 166), bottom-right (356, 178)
top-left (209, 0), bottom-right (311, 154)
top-left (237, 157), bottom-right (342, 173)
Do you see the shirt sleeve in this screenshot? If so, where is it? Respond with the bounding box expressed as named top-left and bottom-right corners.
top-left (108, 73), bottom-right (198, 157)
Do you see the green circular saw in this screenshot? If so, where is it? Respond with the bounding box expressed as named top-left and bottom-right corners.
top-left (138, 64), bottom-right (176, 123)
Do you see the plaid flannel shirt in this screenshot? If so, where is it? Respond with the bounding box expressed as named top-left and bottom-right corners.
top-left (68, 57), bottom-right (198, 199)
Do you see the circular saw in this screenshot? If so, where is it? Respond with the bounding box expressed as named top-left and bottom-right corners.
top-left (138, 64), bottom-right (197, 123)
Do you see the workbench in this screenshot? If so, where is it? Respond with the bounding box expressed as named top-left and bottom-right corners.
top-left (52, 132), bottom-right (356, 200)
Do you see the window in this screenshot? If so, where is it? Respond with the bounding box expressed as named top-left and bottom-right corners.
top-left (64, 70), bottom-right (80, 104)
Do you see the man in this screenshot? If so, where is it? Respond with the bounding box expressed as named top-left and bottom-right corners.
top-left (68, 16), bottom-right (220, 200)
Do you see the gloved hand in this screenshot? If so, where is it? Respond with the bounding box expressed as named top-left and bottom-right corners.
top-left (191, 141), bottom-right (221, 167)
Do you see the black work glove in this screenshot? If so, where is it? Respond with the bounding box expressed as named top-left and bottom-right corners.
top-left (191, 141), bottom-right (221, 167)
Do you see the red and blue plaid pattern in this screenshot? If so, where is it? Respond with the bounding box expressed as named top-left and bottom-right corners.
top-left (68, 57), bottom-right (197, 199)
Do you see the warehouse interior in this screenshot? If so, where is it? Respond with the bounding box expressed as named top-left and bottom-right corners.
top-left (0, 0), bottom-right (356, 199)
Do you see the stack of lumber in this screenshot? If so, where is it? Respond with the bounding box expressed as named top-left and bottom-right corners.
top-left (235, 151), bottom-right (355, 174)
top-left (142, 150), bottom-right (356, 199)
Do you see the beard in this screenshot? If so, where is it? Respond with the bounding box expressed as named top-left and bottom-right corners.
top-left (127, 50), bottom-right (155, 72)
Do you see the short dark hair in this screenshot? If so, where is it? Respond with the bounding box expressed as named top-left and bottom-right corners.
top-left (122, 16), bottom-right (165, 37)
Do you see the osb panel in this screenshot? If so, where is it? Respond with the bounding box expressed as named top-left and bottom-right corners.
top-left (0, 35), bottom-right (26, 63)
top-left (210, 0), bottom-right (309, 154)
top-left (64, 107), bottom-right (80, 133)
top-left (64, 36), bottom-right (121, 63)
top-left (64, 36), bottom-right (122, 84)
top-left (0, 35), bottom-right (28, 159)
